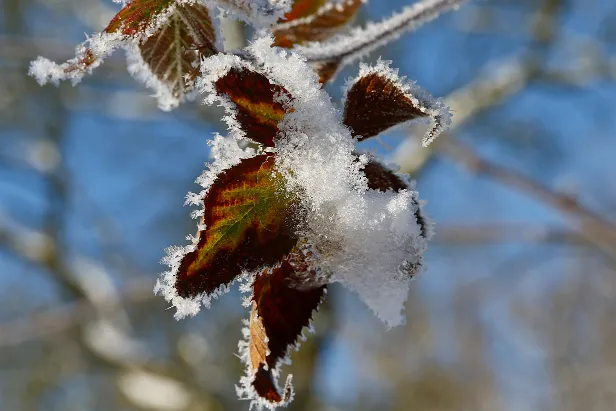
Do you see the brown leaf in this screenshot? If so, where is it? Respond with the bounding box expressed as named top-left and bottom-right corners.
top-left (362, 156), bottom-right (429, 239)
top-left (247, 256), bottom-right (326, 404)
top-left (343, 72), bottom-right (428, 141)
top-left (139, 3), bottom-right (217, 102)
top-left (314, 60), bottom-right (341, 84)
top-left (273, 0), bottom-right (364, 48)
top-left (175, 155), bottom-right (298, 298)
top-left (215, 67), bottom-right (293, 147)
top-left (283, 0), bottom-right (327, 22)
top-left (105, 0), bottom-right (175, 36)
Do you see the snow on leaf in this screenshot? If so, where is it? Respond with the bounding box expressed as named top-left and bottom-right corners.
top-left (214, 67), bottom-right (293, 147)
top-left (105, 0), bottom-right (175, 36)
top-left (343, 60), bottom-right (451, 146)
top-left (272, 0), bottom-right (364, 48)
top-left (314, 60), bottom-right (340, 84)
top-left (282, 0), bottom-right (326, 21)
top-left (362, 155), bottom-right (429, 239)
top-left (174, 154), bottom-right (298, 299)
top-left (240, 256), bottom-right (326, 408)
top-left (136, 2), bottom-right (217, 106)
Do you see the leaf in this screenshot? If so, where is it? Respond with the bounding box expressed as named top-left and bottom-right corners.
top-left (362, 156), bottom-right (428, 239)
top-left (138, 3), bottom-right (217, 102)
top-left (105, 0), bottom-right (175, 36)
top-left (343, 71), bottom-right (430, 141)
top-left (215, 67), bottom-right (293, 147)
top-left (314, 60), bottom-right (340, 84)
top-left (273, 0), bottom-right (364, 48)
top-left (282, 0), bottom-right (326, 21)
top-left (247, 257), bottom-right (326, 405)
top-left (175, 154), bottom-right (298, 298)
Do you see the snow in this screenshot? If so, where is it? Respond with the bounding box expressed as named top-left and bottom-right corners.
top-left (156, 37), bottom-right (435, 329)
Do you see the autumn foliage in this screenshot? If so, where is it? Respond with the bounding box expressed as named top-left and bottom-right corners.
top-left (29, 0), bottom-right (467, 408)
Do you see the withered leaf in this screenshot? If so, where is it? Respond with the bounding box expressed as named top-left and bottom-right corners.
top-left (248, 257), bottom-right (326, 404)
top-left (314, 60), bottom-right (341, 84)
top-left (344, 72), bottom-right (428, 141)
top-left (139, 3), bottom-right (217, 101)
top-left (283, 0), bottom-right (327, 22)
top-left (175, 155), bottom-right (297, 298)
top-left (105, 0), bottom-right (175, 36)
top-left (215, 67), bottom-right (292, 147)
top-left (362, 156), bottom-right (428, 239)
top-left (273, 0), bottom-right (364, 48)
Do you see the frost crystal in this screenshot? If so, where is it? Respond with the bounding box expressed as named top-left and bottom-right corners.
top-left (156, 37), bottom-right (433, 327)
top-left (297, 0), bottom-right (469, 67)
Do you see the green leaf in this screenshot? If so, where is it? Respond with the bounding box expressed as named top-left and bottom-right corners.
top-left (175, 154), bottom-right (298, 298)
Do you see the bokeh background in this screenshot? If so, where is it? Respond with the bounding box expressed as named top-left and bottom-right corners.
top-left (2, 0), bottom-right (616, 410)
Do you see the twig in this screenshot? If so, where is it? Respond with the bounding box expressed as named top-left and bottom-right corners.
top-left (440, 139), bottom-right (616, 260)
top-left (297, 0), bottom-right (471, 65)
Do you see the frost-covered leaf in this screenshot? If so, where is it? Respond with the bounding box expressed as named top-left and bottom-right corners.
top-left (105, 0), bottom-right (175, 35)
top-left (214, 67), bottom-right (292, 147)
top-left (283, 0), bottom-right (326, 21)
top-left (314, 60), bottom-right (340, 84)
top-left (296, 0), bottom-right (470, 76)
top-left (175, 154), bottom-right (298, 298)
top-left (239, 256), bottom-right (326, 407)
top-left (136, 2), bottom-right (217, 106)
top-left (343, 60), bottom-right (451, 146)
top-left (362, 156), bottom-right (429, 239)
top-left (363, 156), bottom-right (408, 193)
top-left (29, 0), bottom-right (219, 110)
top-left (272, 0), bottom-right (363, 48)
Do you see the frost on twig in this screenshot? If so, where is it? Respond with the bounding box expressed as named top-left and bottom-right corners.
top-left (297, 0), bottom-right (469, 68)
top-left (29, 0), bottom-right (220, 110)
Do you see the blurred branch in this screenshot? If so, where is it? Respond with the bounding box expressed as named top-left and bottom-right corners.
top-left (433, 223), bottom-right (586, 245)
top-left (0, 277), bottom-right (154, 348)
top-left (394, 54), bottom-right (533, 173)
top-left (439, 138), bottom-right (616, 261)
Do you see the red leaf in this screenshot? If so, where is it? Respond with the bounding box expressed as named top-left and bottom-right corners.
top-left (283, 0), bottom-right (327, 21)
top-left (105, 0), bottom-right (175, 36)
top-left (139, 3), bottom-right (217, 101)
top-left (344, 72), bottom-right (428, 141)
top-left (215, 67), bottom-right (293, 147)
top-left (247, 256), bottom-right (326, 404)
top-left (273, 0), bottom-right (364, 48)
top-left (175, 155), bottom-right (298, 298)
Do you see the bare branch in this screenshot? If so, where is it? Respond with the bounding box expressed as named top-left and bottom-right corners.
top-left (440, 138), bottom-right (616, 261)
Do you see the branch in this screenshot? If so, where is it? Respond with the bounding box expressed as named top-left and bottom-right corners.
top-left (394, 55), bottom-right (534, 174)
top-left (433, 224), bottom-right (587, 246)
top-left (296, 0), bottom-right (471, 65)
top-left (0, 277), bottom-right (154, 348)
top-left (440, 139), bottom-right (616, 260)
